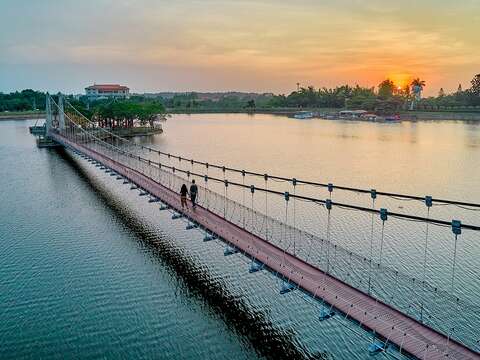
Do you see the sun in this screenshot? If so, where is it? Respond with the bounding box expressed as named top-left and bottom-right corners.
top-left (388, 73), bottom-right (413, 89)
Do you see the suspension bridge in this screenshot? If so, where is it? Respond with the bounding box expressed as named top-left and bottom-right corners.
top-left (32, 94), bottom-right (480, 359)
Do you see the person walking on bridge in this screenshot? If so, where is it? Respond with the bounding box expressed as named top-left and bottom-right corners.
top-left (180, 183), bottom-right (188, 209)
top-left (190, 179), bottom-right (198, 209)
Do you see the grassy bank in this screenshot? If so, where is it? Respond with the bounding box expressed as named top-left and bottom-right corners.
top-left (166, 107), bottom-right (339, 114)
top-left (167, 107), bottom-right (480, 120)
top-left (3, 109), bottom-right (480, 122)
top-left (112, 127), bottom-right (163, 137)
top-left (399, 111), bottom-right (480, 121)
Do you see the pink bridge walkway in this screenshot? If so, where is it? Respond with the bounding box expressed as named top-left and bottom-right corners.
top-left (53, 133), bottom-right (480, 360)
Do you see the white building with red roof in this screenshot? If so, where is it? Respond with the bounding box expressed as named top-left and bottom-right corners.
top-left (85, 84), bottom-right (130, 99)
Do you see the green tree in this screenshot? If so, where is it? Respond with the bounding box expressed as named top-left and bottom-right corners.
top-left (410, 78), bottom-right (426, 96)
top-left (470, 74), bottom-right (480, 96)
top-left (95, 100), bottom-right (165, 128)
top-left (411, 78), bottom-right (426, 88)
top-left (378, 79), bottom-right (395, 98)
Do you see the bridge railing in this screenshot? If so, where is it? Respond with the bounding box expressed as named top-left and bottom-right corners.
top-left (68, 131), bottom-right (480, 353)
top-left (51, 97), bottom-right (480, 354)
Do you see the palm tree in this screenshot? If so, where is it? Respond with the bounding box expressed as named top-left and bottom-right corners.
top-left (409, 78), bottom-right (426, 110)
top-left (411, 78), bottom-right (426, 91)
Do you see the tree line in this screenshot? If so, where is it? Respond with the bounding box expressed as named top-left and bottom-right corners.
top-left (0, 89), bottom-right (46, 112)
top-left (157, 74), bottom-right (480, 113)
top-left (1, 73), bottom-right (479, 114)
top-left (66, 97), bottom-right (165, 128)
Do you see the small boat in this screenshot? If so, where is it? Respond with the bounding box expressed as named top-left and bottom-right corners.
top-left (360, 113), bottom-right (378, 121)
top-left (293, 111), bottom-right (314, 119)
top-left (376, 115), bottom-right (401, 123)
top-left (384, 115), bottom-right (401, 122)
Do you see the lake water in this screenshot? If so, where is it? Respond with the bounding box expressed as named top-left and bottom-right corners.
top-left (1, 115), bottom-right (479, 359)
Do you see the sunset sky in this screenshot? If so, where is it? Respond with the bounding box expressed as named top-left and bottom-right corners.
top-left (0, 0), bottom-right (479, 95)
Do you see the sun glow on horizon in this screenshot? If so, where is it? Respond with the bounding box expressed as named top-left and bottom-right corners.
top-left (388, 73), bottom-right (414, 90)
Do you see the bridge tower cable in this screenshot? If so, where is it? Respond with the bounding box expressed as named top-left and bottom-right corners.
top-left (168, 154), bottom-right (172, 189)
top-left (280, 191), bottom-right (295, 294)
top-left (52, 104), bottom-right (480, 229)
top-left (264, 174), bottom-right (269, 243)
top-left (57, 93), bottom-right (65, 131)
top-left (375, 208), bottom-right (388, 299)
top-left (247, 185), bottom-right (264, 273)
top-left (63, 98), bottom-right (480, 210)
top-left (292, 178), bottom-right (297, 256)
top-left (327, 184), bottom-right (333, 274)
top-left (224, 179), bottom-right (228, 219)
top-left (45, 93), bottom-right (53, 135)
top-left (222, 167), bottom-right (227, 218)
top-left (420, 196), bottom-right (432, 323)
top-left (242, 170), bottom-right (246, 229)
top-left (325, 199), bottom-right (332, 274)
top-left (282, 191), bottom-right (290, 263)
top-left (446, 219), bottom-right (462, 354)
top-left (368, 189), bottom-right (376, 295)
top-left (158, 151), bottom-right (162, 185)
top-left (203, 174), bottom-right (208, 209)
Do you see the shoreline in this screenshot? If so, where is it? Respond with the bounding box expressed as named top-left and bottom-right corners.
top-left (0, 112), bottom-right (45, 120)
top-left (2, 110), bottom-right (480, 122)
top-left (167, 109), bottom-right (480, 121)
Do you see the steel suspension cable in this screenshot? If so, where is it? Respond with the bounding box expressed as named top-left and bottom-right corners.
top-left (242, 171), bottom-right (246, 229)
top-left (63, 97), bottom-right (480, 209)
top-left (264, 175), bottom-right (268, 242)
top-left (251, 187), bottom-right (255, 236)
top-left (54, 98), bottom-right (480, 232)
top-left (368, 195), bottom-right (376, 295)
top-left (293, 181), bottom-right (297, 256)
top-left (224, 180), bottom-right (228, 219)
top-left (325, 201), bottom-right (332, 274)
top-left (420, 203), bottom-right (431, 323)
top-left (282, 193), bottom-right (289, 263)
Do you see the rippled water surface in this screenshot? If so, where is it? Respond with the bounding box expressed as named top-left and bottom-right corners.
top-left (1, 116), bottom-right (479, 359)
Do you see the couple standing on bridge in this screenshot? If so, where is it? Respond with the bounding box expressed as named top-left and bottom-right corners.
top-left (180, 180), bottom-right (198, 210)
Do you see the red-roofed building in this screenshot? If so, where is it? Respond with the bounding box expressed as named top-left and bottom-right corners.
top-left (85, 84), bottom-right (130, 99)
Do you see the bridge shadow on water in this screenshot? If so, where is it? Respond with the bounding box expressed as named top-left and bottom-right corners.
top-left (55, 148), bottom-right (330, 360)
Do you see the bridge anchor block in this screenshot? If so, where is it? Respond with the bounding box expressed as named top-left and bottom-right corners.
top-left (368, 340), bottom-right (386, 355)
top-left (186, 222), bottom-right (198, 230)
top-left (249, 261), bottom-right (264, 273)
top-left (203, 233), bottom-right (216, 242)
top-left (280, 282), bottom-right (295, 295)
top-left (319, 307), bottom-right (335, 321)
top-left (224, 246), bottom-right (239, 256)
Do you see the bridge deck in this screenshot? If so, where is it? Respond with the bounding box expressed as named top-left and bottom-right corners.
top-left (55, 134), bottom-right (479, 360)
